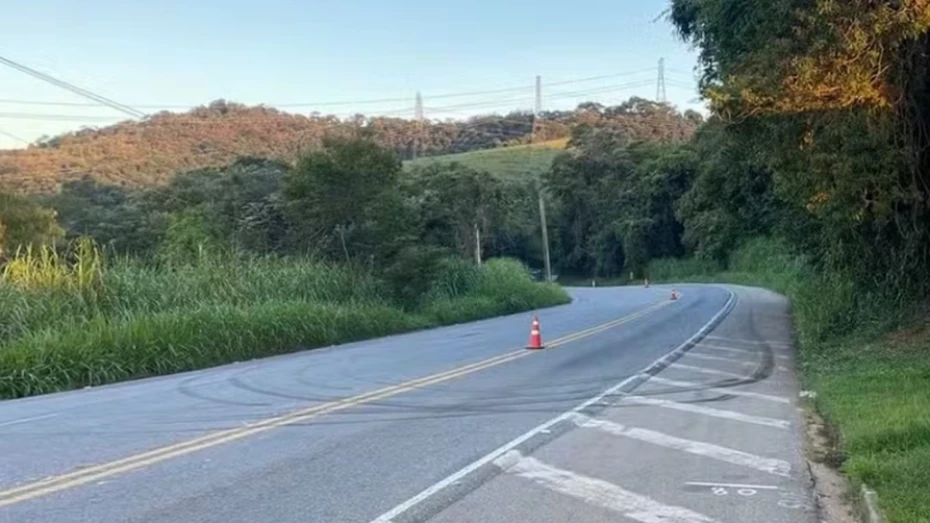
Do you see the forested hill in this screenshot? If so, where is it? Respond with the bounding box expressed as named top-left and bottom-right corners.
top-left (0, 98), bottom-right (700, 194)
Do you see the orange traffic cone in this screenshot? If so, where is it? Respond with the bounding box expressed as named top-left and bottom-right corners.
top-left (644, 278), bottom-right (649, 288)
top-left (527, 316), bottom-right (544, 350)
top-left (670, 289), bottom-right (679, 301)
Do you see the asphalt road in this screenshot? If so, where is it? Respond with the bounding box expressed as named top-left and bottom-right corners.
top-left (0, 284), bottom-right (817, 523)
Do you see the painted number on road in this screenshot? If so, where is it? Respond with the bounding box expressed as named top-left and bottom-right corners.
top-left (710, 487), bottom-right (756, 497)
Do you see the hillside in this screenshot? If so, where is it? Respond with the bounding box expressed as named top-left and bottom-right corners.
top-left (0, 97), bottom-right (698, 194)
top-left (404, 139), bottom-right (567, 180)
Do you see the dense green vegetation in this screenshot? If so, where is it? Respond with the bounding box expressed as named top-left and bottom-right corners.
top-left (0, 135), bottom-right (573, 399)
top-left (595, 2), bottom-right (930, 520)
top-left (485, 3), bottom-right (928, 519)
top-left (0, 251), bottom-right (564, 399)
top-left (4, 14), bottom-right (928, 513)
top-left (0, 96), bottom-right (700, 397)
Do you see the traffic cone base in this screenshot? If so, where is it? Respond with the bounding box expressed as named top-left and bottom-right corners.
top-left (527, 315), bottom-right (544, 349)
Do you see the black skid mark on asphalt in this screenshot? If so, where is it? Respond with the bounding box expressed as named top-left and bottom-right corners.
top-left (227, 376), bottom-right (324, 402)
top-left (629, 312), bottom-right (779, 406)
top-left (176, 374), bottom-right (272, 407)
top-left (293, 361), bottom-right (356, 392)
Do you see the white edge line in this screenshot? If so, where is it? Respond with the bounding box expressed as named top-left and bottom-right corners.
top-left (705, 337), bottom-right (792, 347)
top-left (697, 343), bottom-right (792, 361)
top-left (369, 288), bottom-right (736, 523)
top-left (0, 413), bottom-right (58, 428)
top-left (667, 363), bottom-right (745, 379)
top-left (685, 482), bottom-right (779, 490)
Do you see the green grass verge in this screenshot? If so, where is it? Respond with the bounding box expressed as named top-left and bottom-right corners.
top-left (0, 257), bottom-right (569, 399)
top-left (648, 238), bottom-right (930, 523)
top-left (404, 140), bottom-right (566, 181)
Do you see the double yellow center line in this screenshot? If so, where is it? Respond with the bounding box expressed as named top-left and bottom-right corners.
top-left (0, 299), bottom-right (673, 508)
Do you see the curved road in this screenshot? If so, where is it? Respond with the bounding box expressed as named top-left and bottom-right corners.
top-left (0, 285), bottom-right (817, 523)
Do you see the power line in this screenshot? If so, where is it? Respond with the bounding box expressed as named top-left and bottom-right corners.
top-left (0, 112), bottom-right (128, 122)
top-left (0, 68), bottom-right (659, 112)
top-left (0, 129), bottom-right (29, 144)
top-left (0, 54), bottom-right (146, 118)
top-left (543, 80), bottom-right (656, 100)
top-left (546, 68), bottom-right (656, 86)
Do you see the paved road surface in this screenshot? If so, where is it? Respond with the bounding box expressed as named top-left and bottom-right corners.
top-left (0, 285), bottom-right (817, 522)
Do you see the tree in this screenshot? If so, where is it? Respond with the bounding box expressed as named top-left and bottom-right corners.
top-left (545, 126), bottom-right (634, 276)
top-left (0, 193), bottom-right (64, 257)
top-left (675, 120), bottom-right (777, 263)
top-left (670, 0), bottom-right (930, 292)
top-left (48, 177), bottom-right (160, 256)
top-left (407, 162), bottom-right (502, 263)
top-left (284, 136), bottom-right (409, 264)
top-left (544, 122), bottom-right (699, 277)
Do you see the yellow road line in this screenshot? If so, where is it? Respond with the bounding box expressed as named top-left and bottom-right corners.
top-left (0, 298), bottom-right (673, 508)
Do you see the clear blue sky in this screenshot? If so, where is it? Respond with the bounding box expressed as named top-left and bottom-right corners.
top-left (1, 0), bottom-right (701, 149)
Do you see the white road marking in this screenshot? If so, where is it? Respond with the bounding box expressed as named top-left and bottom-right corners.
top-left (694, 343), bottom-right (756, 355)
top-left (705, 336), bottom-right (791, 347)
top-left (368, 290), bottom-right (736, 523)
top-left (495, 450), bottom-right (720, 523)
top-left (0, 413), bottom-right (58, 428)
top-left (686, 482), bottom-right (779, 490)
top-left (668, 363), bottom-right (746, 379)
top-left (648, 376), bottom-right (791, 404)
top-left (571, 414), bottom-right (791, 476)
top-left (698, 343), bottom-right (792, 361)
top-left (622, 396), bottom-right (791, 429)
top-left (684, 352), bottom-right (748, 364)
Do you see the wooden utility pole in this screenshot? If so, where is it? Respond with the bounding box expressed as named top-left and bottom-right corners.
top-left (531, 75), bottom-right (541, 143)
top-left (474, 223), bottom-right (482, 265)
top-left (538, 185), bottom-right (552, 282)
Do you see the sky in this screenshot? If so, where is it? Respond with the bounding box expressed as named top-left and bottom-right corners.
top-left (0, 0), bottom-right (702, 150)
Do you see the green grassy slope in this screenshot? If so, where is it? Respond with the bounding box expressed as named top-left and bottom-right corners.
top-left (405, 140), bottom-right (567, 180)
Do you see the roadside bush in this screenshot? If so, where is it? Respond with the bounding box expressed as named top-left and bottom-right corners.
top-left (422, 258), bottom-right (570, 323)
top-left (0, 246), bottom-right (569, 398)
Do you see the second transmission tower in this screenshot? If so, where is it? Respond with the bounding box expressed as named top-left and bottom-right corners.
top-left (656, 58), bottom-right (667, 103)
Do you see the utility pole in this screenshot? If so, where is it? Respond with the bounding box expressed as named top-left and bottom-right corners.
top-left (656, 58), bottom-right (667, 103)
top-left (537, 184), bottom-right (552, 282)
top-left (474, 223), bottom-right (482, 265)
top-left (413, 91), bottom-right (424, 159)
top-left (531, 75), bottom-right (542, 143)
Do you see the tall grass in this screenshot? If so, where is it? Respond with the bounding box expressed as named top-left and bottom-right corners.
top-left (0, 246), bottom-right (569, 399)
top-left (422, 258), bottom-right (570, 324)
top-left (648, 238), bottom-right (930, 522)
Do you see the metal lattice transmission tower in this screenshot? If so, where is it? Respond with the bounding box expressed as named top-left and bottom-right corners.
top-left (656, 58), bottom-right (667, 103)
top-left (534, 75), bottom-right (542, 115)
top-left (412, 91), bottom-right (424, 159)
top-left (531, 75), bottom-right (542, 143)
top-left (414, 91), bottom-right (424, 122)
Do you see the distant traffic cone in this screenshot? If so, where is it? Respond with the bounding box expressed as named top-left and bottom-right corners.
top-left (644, 278), bottom-right (650, 288)
top-left (527, 315), bottom-right (544, 350)
top-left (670, 289), bottom-right (679, 301)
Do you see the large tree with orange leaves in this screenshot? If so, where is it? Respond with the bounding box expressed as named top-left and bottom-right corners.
top-left (671, 0), bottom-right (930, 292)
